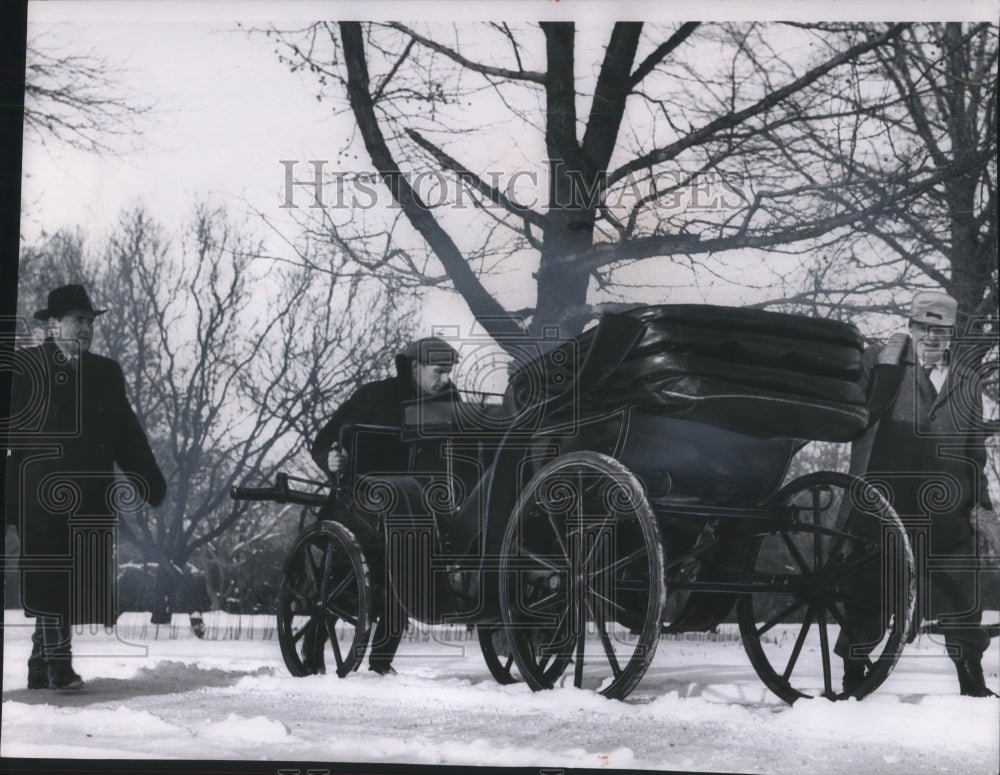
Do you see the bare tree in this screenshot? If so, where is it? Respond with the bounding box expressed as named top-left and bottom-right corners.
top-left (13, 206), bottom-right (415, 613)
top-left (757, 23), bottom-right (997, 330)
top-left (254, 21), bottom-right (994, 348)
top-left (23, 33), bottom-right (151, 155)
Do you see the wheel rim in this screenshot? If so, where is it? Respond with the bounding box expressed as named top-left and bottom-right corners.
top-left (478, 624), bottom-right (570, 685)
top-left (737, 472), bottom-right (915, 703)
top-left (278, 521), bottom-right (372, 678)
top-left (500, 452), bottom-right (665, 700)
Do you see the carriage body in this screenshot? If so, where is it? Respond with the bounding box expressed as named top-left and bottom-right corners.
top-left (232, 304), bottom-right (916, 703)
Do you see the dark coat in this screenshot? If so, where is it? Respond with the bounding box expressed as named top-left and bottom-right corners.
top-left (852, 338), bottom-right (992, 553)
top-left (310, 354), bottom-right (460, 478)
top-left (5, 340), bottom-right (166, 625)
top-left (837, 336), bottom-right (994, 659)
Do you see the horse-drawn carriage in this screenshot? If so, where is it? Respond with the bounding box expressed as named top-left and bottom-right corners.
top-left (232, 304), bottom-right (917, 703)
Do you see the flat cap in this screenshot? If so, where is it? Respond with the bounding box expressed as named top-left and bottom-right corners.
top-left (401, 336), bottom-right (459, 366)
top-left (910, 291), bottom-right (957, 326)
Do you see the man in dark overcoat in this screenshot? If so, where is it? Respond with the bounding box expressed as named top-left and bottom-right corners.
top-left (310, 336), bottom-right (460, 675)
top-left (5, 284), bottom-right (166, 690)
top-left (836, 291), bottom-right (996, 697)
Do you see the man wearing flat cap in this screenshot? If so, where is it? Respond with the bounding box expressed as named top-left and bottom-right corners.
top-left (5, 284), bottom-right (166, 691)
top-left (310, 335), bottom-right (461, 675)
top-left (836, 290), bottom-right (997, 697)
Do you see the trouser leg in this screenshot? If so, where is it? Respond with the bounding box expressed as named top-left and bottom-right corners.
top-left (369, 590), bottom-right (406, 670)
top-left (834, 538), bottom-right (889, 664)
top-left (27, 620), bottom-right (48, 688)
top-left (946, 625), bottom-right (995, 696)
top-left (39, 616), bottom-right (79, 686)
top-left (935, 569), bottom-right (994, 695)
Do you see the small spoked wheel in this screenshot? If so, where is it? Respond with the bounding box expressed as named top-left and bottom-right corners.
top-left (499, 451), bottom-right (665, 700)
top-left (478, 624), bottom-right (571, 685)
top-left (737, 472), bottom-right (915, 703)
top-left (278, 520), bottom-right (372, 678)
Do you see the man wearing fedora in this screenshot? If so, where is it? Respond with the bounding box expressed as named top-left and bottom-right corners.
top-left (5, 284), bottom-right (167, 691)
top-left (836, 290), bottom-right (997, 697)
top-left (309, 335), bottom-right (461, 676)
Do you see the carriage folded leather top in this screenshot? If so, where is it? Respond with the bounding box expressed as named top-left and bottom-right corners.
top-left (507, 304), bottom-right (871, 443)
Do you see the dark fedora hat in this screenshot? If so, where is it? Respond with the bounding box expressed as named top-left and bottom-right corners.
top-left (33, 284), bottom-right (107, 321)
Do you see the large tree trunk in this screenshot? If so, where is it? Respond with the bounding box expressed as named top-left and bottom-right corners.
top-left (534, 23), bottom-right (643, 337)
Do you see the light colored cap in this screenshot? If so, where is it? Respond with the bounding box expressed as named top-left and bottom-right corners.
top-left (910, 291), bottom-right (957, 326)
top-left (401, 336), bottom-right (459, 366)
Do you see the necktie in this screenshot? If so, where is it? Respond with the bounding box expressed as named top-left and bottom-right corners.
top-left (922, 363), bottom-right (938, 395)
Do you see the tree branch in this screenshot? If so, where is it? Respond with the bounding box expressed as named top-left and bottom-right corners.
top-left (628, 22), bottom-right (700, 88)
top-left (386, 22), bottom-right (546, 83)
top-left (340, 22), bottom-right (525, 340)
top-left (405, 127), bottom-right (547, 230)
top-left (607, 23), bottom-right (910, 186)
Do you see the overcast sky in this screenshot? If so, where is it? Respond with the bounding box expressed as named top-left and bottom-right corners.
top-left (23, 0), bottom-right (999, 239)
top-left (18, 0), bottom-right (1000, 341)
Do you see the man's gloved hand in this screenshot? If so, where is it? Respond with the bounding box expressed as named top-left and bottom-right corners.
top-left (327, 443), bottom-right (348, 475)
top-left (877, 332), bottom-right (910, 365)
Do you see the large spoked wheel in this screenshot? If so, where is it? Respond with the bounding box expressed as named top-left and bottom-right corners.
top-left (477, 624), bottom-right (571, 685)
top-left (278, 520), bottom-right (373, 678)
top-left (737, 472), bottom-right (915, 703)
top-left (499, 451), bottom-right (666, 700)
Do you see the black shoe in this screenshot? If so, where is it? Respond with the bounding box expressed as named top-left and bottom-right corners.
top-left (27, 669), bottom-right (48, 690)
top-left (48, 667), bottom-right (84, 692)
top-left (368, 663), bottom-right (397, 676)
top-left (955, 657), bottom-right (998, 698)
top-left (842, 659), bottom-right (867, 694)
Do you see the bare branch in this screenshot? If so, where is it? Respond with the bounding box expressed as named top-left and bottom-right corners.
top-left (386, 22), bottom-right (545, 83)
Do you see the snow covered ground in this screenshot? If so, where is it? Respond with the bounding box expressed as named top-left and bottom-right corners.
top-left (2, 610), bottom-right (998, 774)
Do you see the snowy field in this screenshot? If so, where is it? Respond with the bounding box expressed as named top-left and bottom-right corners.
top-left (2, 610), bottom-right (998, 774)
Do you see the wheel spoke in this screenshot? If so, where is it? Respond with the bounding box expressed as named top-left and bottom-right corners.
top-left (780, 530), bottom-right (812, 573)
top-left (522, 547), bottom-right (566, 574)
top-left (582, 526), bottom-right (613, 570)
top-left (595, 545), bottom-right (647, 578)
top-left (325, 567), bottom-right (356, 605)
top-left (317, 539), bottom-right (335, 601)
top-left (811, 488), bottom-right (826, 571)
top-left (827, 511), bottom-right (857, 561)
top-left (613, 578), bottom-right (652, 593)
top-left (325, 600), bottom-right (360, 626)
top-left (740, 474), bottom-right (913, 704)
top-left (325, 568), bottom-right (360, 624)
top-left (544, 509), bottom-right (570, 560)
top-left (826, 602), bottom-right (876, 671)
top-left (826, 548), bottom-right (881, 584)
top-left (523, 588), bottom-right (566, 614)
top-left (781, 605), bottom-right (815, 682)
top-left (816, 606), bottom-right (834, 697)
top-left (573, 617), bottom-right (586, 689)
top-left (291, 616), bottom-right (316, 645)
top-left (279, 523), bottom-right (371, 679)
top-left (501, 453), bottom-right (663, 700)
top-left (303, 545), bottom-right (322, 589)
top-left (324, 614), bottom-right (345, 670)
top-left (572, 518), bottom-right (588, 689)
top-left (536, 607), bottom-right (571, 656)
top-left (755, 596), bottom-right (809, 638)
top-left (304, 616), bottom-right (326, 669)
top-left (586, 596), bottom-right (623, 678)
top-left (588, 586), bottom-right (627, 615)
